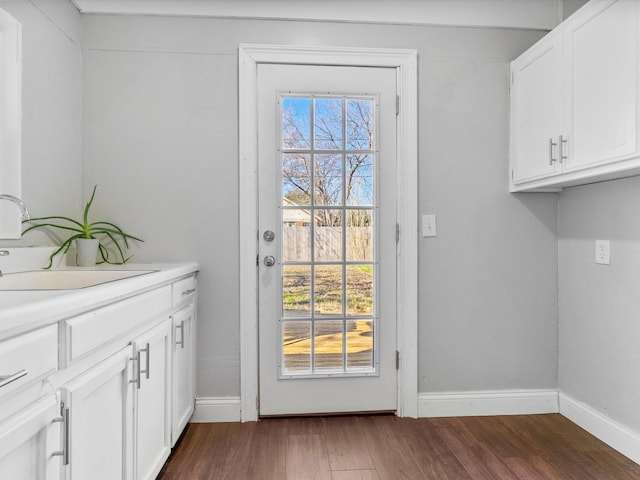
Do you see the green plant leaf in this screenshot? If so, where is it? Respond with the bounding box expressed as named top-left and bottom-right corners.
top-left (21, 185), bottom-right (143, 267)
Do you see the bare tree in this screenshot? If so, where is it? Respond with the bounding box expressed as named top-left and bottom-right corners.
top-left (282, 97), bottom-right (374, 225)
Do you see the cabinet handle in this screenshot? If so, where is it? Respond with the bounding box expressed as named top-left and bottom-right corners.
top-left (559, 135), bottom-right (568, 163)
top-left (176, 320), bottom-right (185, 349)
top-left (130, 356), bottom-right (139, 388)
top-left (548, 138), bottom-right (558, 165)
top-left (182, 288), bottom-right (196, 296)
top-left (0, 369), bottom-right (27, 388)
top-left (52, 403), bottom-right (70, 466)
top-left (139, 343), bottom-right (150, 383)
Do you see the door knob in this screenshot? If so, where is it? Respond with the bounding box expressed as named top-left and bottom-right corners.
top-left (263, 230), bottom-right (275, 242)
top-left (263, 255), bottom-right (276, 267)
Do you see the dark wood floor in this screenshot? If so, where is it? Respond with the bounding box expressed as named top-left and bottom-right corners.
top-left (158, 414), bottom-right (640, 479)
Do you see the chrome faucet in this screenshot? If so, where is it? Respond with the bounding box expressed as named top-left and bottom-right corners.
top-left (0, 250), bottom-right (8, 277)
top-left (0, 194), bottom-right (30, 221)
top-left (0, 195), bottom-right (28, 278)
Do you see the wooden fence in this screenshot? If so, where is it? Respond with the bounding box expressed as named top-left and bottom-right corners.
top-left (283, 226), bottom-right (372, 262)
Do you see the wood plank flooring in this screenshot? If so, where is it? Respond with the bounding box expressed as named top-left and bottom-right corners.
top-left (157, 414), bottom-right (640, 479)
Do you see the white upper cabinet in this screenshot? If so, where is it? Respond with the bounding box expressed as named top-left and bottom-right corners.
top-left (510, 29), bottom-right (562, 184)
top-left (510, 0), bottom-right (640, 192)
top-left (564, 0), bottom-right (638, 172)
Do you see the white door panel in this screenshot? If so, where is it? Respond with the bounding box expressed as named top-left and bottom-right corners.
top-left (257, 64), bottom-right (397, 416)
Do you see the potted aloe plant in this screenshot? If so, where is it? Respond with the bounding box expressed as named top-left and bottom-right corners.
top-left (22, 186), bottom-right (143, 268)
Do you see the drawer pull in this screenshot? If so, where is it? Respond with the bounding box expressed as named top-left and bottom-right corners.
top-left (0, 369), bottom-right (28, 388)
top-left (182, 288), bottom-right (196, 296)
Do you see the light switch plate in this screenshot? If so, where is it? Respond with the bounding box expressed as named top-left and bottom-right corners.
top-left (595, 240), bottom-right (610, 265)
top-left (422, 214), bottom-right (437, 237)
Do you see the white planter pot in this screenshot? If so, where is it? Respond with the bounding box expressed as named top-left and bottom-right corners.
top-left (76, 238), bottom-right (99, 267)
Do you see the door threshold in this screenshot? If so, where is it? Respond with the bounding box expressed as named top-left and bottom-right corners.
top-left (259, 410), bottom-right (397, 419)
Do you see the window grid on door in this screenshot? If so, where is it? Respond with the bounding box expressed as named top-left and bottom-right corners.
top-left (279, 93), bottom-right (379, 378)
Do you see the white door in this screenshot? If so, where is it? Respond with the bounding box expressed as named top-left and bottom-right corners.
top-left (257, 63), bottom-right (397, 416)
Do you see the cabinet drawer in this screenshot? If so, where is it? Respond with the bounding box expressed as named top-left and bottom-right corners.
top-left (62, 286), bottom-right (171, 365)
top-left (172, 275), bottom-right (196, 306)
top-left (0, 324), bottom-right (58, 398)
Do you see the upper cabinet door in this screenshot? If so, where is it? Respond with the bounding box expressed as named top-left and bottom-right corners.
top-left (510, 31), bottom-right (562, 184)
top-left (563, 0), bottom-right (639, 172)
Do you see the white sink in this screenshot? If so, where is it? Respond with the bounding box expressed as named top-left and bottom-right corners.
top-left (0, 270), bottom-right (155, 290)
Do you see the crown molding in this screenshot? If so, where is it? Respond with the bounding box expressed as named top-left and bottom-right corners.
top-left (69, 0), bottom-right (561, 30)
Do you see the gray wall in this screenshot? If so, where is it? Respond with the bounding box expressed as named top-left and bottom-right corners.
top-left (80, 14), bottom-right (557, 398)
top-left (559, 176), bottom-right (640, 432)
top-left (0, 0), bottom-right (83, 245)
top-left (7, 0), bottom-right (636, 435)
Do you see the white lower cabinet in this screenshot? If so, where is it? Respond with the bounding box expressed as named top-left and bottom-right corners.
top-left (0, 394), bottom-right (62, 480)
top-left (133, 319), bottom-right (172, 480)
top-left (60, 318), bottom-right (174, 480)
top-left (60, 348), bottom-right (134, 480)
top-left (0, 271), bottom-right (197, 480)
top-left (171, 304), bottom-right (195, 445)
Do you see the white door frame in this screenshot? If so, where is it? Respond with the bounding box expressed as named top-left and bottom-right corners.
top-left (238, 43), bottom-right (418, 422)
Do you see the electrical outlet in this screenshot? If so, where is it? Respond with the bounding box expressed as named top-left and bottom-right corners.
top-left (595, 240), bottom-right (610, 265)
top-left (422, 214), bottom-right (437, 237)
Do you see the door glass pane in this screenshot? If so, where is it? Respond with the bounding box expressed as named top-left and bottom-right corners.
top-left (282, 219), bottom-right (310, 262)
top-left (346, 209), bottom-right (373, 261)
top-left (314, 320), bottom-right (344, 371)
top-left (346, 99), bottom-right (374, 150)
top-left (282, 321), bottom-right (311, 374)
top-left (282, 153), bottom-right (311, 206)
top-left (283, 265), bottom-right (311, 317)
top-left (346, 265), bottom-right (373, 317)
top-left (282, 97), bottom-right (311, 149)
top-left (314, 154), bottom-right (343, 206)
top-left (314, 265), bottom-right (343, 317)
top-left (346, 320), bottom-right (374, 370)
top-left (315, 209), bottom-right (342, 262)
top-left (314, 98), bottom-right (343, 149)
top-left (279, 93), bottom-right (377, 377)
top-left (346, 154), bottom-right (373, 206)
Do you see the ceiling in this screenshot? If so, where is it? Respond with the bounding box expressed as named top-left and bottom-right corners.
top-left (69, 0), bottom-right (563, 30)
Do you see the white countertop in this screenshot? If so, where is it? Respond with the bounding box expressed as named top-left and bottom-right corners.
top-left (0, 262), bottom-right (199, 340)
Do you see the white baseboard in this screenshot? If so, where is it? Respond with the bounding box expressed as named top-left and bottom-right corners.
top-left (418, 389), bottom-right (559, 418)
top-left (190, 397), bottom-right (241, 423)
top-left (559, 392), bottom-right (640, 465)
top-left (189, 391), bottom-right (640, 467)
